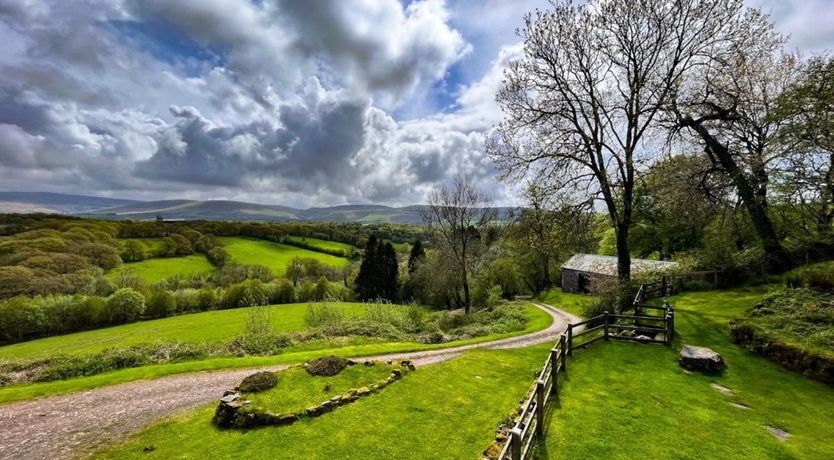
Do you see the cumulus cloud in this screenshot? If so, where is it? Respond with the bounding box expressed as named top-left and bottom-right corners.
top-left (0, 0), bottom-right (828, 208)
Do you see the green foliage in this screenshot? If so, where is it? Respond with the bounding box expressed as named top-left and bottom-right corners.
top-left (784, 261), bottom-right (834, 290)
top-left (105, 288), bottom-right (145, 324)
top-left (305, 355), bottom-right (351, 376)
top-left (238, 371), bottom-right (278, 393)
top-left (146, 289), bottom-right (176, 318)
top-left (681, 280), bottom-right (713, 292)
top-left (244, 305), bottom-right (274, 337)
top-left (305, 301), bottom-right (345, 328)
top-left (355, 235), bottom-right (399, 302)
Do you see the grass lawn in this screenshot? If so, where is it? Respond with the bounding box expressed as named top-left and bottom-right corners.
top-left (218, 236), bottom-right (348, 276)
top-left (94, 344), bottom-right (553, 460)
top-left (0, 304), bottom-right (552, 403)
top-left (539, 286), bottom-right (834, 459)
top-left (107, 254), bottom-right (216, 283)
top-left (536, 288), bottom-right (598, 317)
top-left (284, 236), bottom-right (354, 254)
top-left (244, 364), bottom-right (393, 414)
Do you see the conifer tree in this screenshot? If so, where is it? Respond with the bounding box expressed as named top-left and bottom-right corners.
top-left (407, 239), bottom-right (425, 274)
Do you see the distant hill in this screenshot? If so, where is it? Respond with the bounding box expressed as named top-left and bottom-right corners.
top-left (0, 191), bottom-right (516, 224)
top-left (0, 191), bottom-right (140, 214)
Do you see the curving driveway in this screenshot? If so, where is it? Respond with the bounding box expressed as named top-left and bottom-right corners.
top-left (0, 302), bottom-right (579, 459)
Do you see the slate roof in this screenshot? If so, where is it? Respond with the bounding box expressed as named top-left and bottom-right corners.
top-left (561, 254), bottom-right (678, 277)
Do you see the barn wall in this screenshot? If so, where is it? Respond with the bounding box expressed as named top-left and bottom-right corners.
top-left (561, 269), bottom-right (580, 293)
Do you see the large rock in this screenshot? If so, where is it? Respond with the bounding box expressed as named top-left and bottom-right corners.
top-left (679, 345), bottom-right (726, 373)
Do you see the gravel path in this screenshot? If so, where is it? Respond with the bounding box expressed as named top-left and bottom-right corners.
top-left (0, 302), bottom-right (579, 459)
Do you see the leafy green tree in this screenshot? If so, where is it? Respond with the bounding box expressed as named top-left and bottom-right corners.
top-left (121, 240), bottom-right (146, 262)
top-left (146, 288), bottom-right (177, 318)
top-left (105, 288), bottom-right (145, 324)
top-left (355, 235), bottom-right (379, 300)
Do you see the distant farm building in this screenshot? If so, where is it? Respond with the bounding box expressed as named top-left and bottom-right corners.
top-left (560, 254), bottom-right (679, 294)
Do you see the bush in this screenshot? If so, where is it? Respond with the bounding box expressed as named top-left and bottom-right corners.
top-left (305, 301), bottom-right (345, 328)
top-left (306, 356), bottom-right (351, 376)
top-left (173, 288), bottom-right (201, 313)
top-left (269, 279), bottom-right (295, 304)
top-left (238, 371), bottom-right (278, 393)
top-left (197, 287), bottom-right (218, 310)
top-left (297, 280), bottom-right (317, 302)
top-left (105, 288), bottom-right (145, 324)
top-left (227, 333), bottom-right (292, 355)
top-left (784, 262), bottom-right (834, 290)
top-left (244, 305), bottom-right (273, 337)
top-left (146, 289), bottom-right (176, 318)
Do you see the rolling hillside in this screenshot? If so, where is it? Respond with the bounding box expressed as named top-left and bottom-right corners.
top-left (0, 191), bottom-right (517, 224)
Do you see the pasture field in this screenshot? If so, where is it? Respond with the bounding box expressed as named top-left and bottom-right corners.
top-left (0, 304), bottom-right (551, 403)
top-left (541, 286), bottom-right (834, 459)
top-left (95, 344), bottom-right (552, 460)
top-left (106, 254), bottom-right (216, 283)
top-left (284, 235), bottom-right (354, 254)
top-left (218, 236), bottom-right (349, 275)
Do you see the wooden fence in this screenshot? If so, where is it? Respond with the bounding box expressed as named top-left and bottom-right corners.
top-left (492, 285), bottom-right (674, 460)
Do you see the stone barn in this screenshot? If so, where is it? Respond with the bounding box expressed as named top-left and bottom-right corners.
top-left (560, 254), bottom-right (679, 294)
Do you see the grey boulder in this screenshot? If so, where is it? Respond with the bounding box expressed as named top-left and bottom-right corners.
top-left (679, 345), bottom-right (726, 373)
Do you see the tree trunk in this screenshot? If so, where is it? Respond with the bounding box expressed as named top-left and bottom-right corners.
top-left (681, 119), bottom-right (791, 272)
top-left (462, 276), bottom-right (471, 314)
top-left (615, 223), bottom-right (631, 282)
top-left (541, 256), bottom-right (551, 288)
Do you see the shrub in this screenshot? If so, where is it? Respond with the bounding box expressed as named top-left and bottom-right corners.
top-left (105, 288), bottom-right (145, 324)
top-left (244, 305), bottom-right (273, 337)
top-left (238, 371), bottom-right (278, 393)
top-left (785, 262), bottom-right (834, 290)
top-left (269, 279), bottom-right (296, 304)
top-left (227, 333), bottom-right (292, 355)
top-left (306, 356), bottom-right (351, 376)
top-left (305, 301), bottom-right (345, 328)
top-left (146, 289), bottom-right (176, 318)
top-left (197, 287), bottom-right (218, 310)
top-left (173, 288), bottom-right (201, 313)
top-left (297, 280), bottom-right (317, 302)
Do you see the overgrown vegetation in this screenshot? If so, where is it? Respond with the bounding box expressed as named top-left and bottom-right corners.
top-left (730, 288), bottom-right (834, 384)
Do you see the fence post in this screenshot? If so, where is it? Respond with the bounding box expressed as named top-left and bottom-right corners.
top-left (560, 334), bottom-right (567, 373)
top-left (603, 311), bottom-right (609, 340)
top-left (550, 347), bottom-right (559, 395)
top-left (567, 325), bottom-right (573, 356)
top-left (536, 379), bottom-right (545, 437)
top-left (510, 427), bottom-right (522, 460)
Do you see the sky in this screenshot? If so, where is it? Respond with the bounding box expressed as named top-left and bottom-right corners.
top-left (0, 0), bottom-right (831, 208)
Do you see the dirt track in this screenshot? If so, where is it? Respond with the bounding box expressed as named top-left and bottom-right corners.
top-left (0, 302), bottom-right (579, 459)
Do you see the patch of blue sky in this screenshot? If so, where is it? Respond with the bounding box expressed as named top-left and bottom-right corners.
top-left (106, 19), bottom-right (226, 76)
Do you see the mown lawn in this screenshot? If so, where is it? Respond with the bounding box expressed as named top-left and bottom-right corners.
top-left (107, 254), bottom-right (216, 283)
top-left (218, 236), bottom-right (348, 276)
top-left (95, 345), bottom-right (552, 460)
top-left (539, 286), bottom-right (834, 459)
top-left (536, 288), bottom-right (597, 317)
top-left (0, 304), bottom-right (552, 403)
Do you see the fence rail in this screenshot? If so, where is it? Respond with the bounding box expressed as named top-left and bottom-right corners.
top-left (489, 285), bottom-right (674, 460)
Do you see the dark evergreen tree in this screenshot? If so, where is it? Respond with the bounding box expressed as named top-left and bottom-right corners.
top-left (407, 239), bottom-right (425, 274)
top-left (381, 242), bottom-right (399, 301)
top-left (355, 235), bottom-right (378, 300)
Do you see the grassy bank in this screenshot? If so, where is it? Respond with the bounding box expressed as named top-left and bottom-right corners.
top-left (539, 286), bottom-right (834, 459)
top-left (536, 288), bottom-right (597, 317)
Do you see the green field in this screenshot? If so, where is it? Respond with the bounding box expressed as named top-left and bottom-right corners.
top-left (218, 237), bottom-right (349, 276)
top-left (0, 304), bottom-right (552, 403)
top-left (107, 254), bottom-right (216, 283)
top-left (285, 236), bottom-right (354, 254)
top-left (540, 286), bottom-right (834, 459)
top-left (95, 345), bottom-right (551, 460)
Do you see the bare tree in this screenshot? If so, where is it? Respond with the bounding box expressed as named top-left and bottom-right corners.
top-left (488, 0), bottom-right (743, 282)
top-left (422, 174), bottom-right (498, 313)
top-left (671, 10), bottom-right (800, 270)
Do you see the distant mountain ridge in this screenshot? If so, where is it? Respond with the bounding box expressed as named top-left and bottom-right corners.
top-left (0, 191), bottom-right (516, 224)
